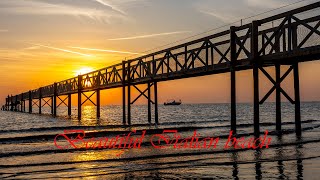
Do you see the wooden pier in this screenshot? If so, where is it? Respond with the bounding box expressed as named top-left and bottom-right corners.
top-left (3, 2), bottom-right (320, 137)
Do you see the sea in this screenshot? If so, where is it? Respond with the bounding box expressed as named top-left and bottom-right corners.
top-left (0, 102), bottom-right (320, 179)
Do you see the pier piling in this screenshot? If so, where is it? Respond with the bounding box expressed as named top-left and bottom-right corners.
top-left (39, 88), bottom-right (42, 114)
top-left (77, 76), bottom-right (82, 120)
top-left (148, 83), bottom-right (152, 124)
top-left (294, 63), bottom-right (301, 136)
top-left (96, 89), bottom-right (100, 119)
top-left (252, 20), bottom-right (260, 137)
top-left (276, 64), bottom-right (281, 131)
top-left (28, 91), bottom-right (32, 113)
top-left (53, 83), bottom-right (57, 117)
top-left (230, 26), bottom-right (237, 133)
top-left (68, 94), bottom-right (71, 116)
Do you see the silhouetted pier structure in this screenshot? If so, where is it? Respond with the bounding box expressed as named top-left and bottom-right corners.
top-left (2, 2), bottom-right (320, 136)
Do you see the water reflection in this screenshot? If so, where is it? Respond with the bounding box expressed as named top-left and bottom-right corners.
top-left (65, 134), bottom-right (307, 179)
top-left (243, 135), bottom-right (304, 180)
top-left (231, 151), bottom-right (239, 180)
top-left (220, 134), bottom-right (306, 179)
top-left (254, 149), bottom-right (262, 180)
top-left (276, 136), bottom-right (285, 179)
top-left (296, 143), bottom-right (303, 180)
top-left (1, 103), bottom-right (319, 179)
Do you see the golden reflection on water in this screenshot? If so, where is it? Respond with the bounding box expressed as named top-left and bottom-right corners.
top-left (80, 106), bottom-right (99, 126)
top-left (72, 149), bottom-right (127, 178)
top-left (73, 149), bottom-right (127, 162)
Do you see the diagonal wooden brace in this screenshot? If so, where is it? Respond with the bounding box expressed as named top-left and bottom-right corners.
top-left (57, 96), bottom-right (68, 108)
top-left (131, 84), bottom-right (155, 105)
top-left (81, 92), bottom-right (96, 106)
top-left (259, 66), bottom-right (295, 104)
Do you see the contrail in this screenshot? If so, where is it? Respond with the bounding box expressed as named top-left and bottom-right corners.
top-left (108, 31), bottom-right (191, 41)
top-left (70, 46), bottom-right (143, 55)
top-left (92, 0), bottom-right (126, 15)
top-left (30, 43), bottom-right (93, 57)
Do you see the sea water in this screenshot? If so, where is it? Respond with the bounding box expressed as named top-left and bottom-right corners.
top-left (0, 102), bottom-right (320, 179)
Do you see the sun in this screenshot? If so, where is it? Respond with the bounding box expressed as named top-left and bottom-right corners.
top-left (74, 67), bottom-right (94, 76)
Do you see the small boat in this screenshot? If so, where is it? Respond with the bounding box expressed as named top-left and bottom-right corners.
top-left (164, 99), bottom-right (182, 105)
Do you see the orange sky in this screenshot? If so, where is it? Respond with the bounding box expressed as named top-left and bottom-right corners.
top-left (0, 0), bottom-right (319, 105)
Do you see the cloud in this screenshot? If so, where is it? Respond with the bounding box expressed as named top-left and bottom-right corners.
top-left (29, 43), bottom-right (93, 57)
top-left (92, 0), bottom-right (147, 13)
top-left (108, 31), bottom-right (192, 41)
top-left (193, 0), bottom-right (251, 24)
top-left (245, 0), bottom-right (287, 9)
top-left (0, 29), bottom-right (9, 32)
top-left (92, 0), bottom-right (127, 15)
top-left (23, 46), bottom-right (40, 50)
top-left (199, 10), bottom-right (238, 23)
top-left (0, 0), bottom-right (127, 22)
top-left (70, 46), bottom-right (143, 55)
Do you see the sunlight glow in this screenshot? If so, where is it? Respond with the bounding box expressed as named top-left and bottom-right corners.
top-left (75, 67), bottom-right (94, 76)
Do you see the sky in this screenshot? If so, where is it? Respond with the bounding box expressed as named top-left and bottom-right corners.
top-left (0, 0), bottom-right (320, 105)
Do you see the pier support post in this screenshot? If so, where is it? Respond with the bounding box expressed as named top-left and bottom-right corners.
top-left (20, 98), bottom-right (22, 112)
top-left (96, 72), bottom-right (101, 119)
top-left (127, 85), bottom-right (131, 125)
top-left (39, 88), bottom-right (42, 114)
top-left (96, 89), bottom-right (100, 119)
top-left (5, 96), bottom-right (8, 111)
top-left (23, 100), bottom-right (26, 112)
top-left (230, 53), bottom-right (236, 132)
top-left (20, 93), bottom-right (24, 112)
top-left (154, 81), bottom-right (159, 125)
top-left (28, 91), bottom-right (32, 113)
top-left (294, 63), bottom-right (301, 136)
top-left (51, 96), bottom-right (54, 115)
top-left (275, 64), bottom-right (281, 131)
top-left (10, 95), bottom-right (13, 111)
top-left (148, 83), bottom-right (152, 124)
top-left (8, 96), bottom-right (10, 111)
top-left (252, 20), bottom-right (260, 137)
top-left (15, 95), bottom-right (18, 111)
top-left (7, 96), bottom-right (10, 111)
top-left (122, 85), bottom-right (126, 124)
top-left (68, 94), bottom-right (72, 116)
top-left (9, 96), bottom-right (11, 111)
top-left (127, 61), bottom-right (131, 125)
top-left (230, 26), bottom-right (237, 133)
top-left (78, 75), bottom-right (82, 120)
top-left (122, 61), bottom-right (126, 124)
top-left (291, 23), bottom-right (301, 136)
top-left (53, 83), bottom-right (57, 117)
top-left (253, 53), bottom-right (260, 137)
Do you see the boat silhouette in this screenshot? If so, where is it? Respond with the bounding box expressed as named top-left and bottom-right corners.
top-left (164, 99), bottom-right (181, 105)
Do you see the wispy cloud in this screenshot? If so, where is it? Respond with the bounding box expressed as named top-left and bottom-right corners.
top-left (108, 31), bottom-right (191, 41)
top-left (0, 29), bottom-right (9, 32)
top-left (92, 0), bottom-right (147, 14)
top-left (0, 0), bottom-right (127, 22)
top-left (199, 10), bottom-right (238, 23)
top-left (70, 46), bottom-right (143, 55)
top-left (245, 0), bottom-right (287, 9)
top-left (92, 0), bottom-right (126, 15)
top-left (23, 46), bottom-right (40, 50)
top-left (29, 43), bottom-right (93, 57)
